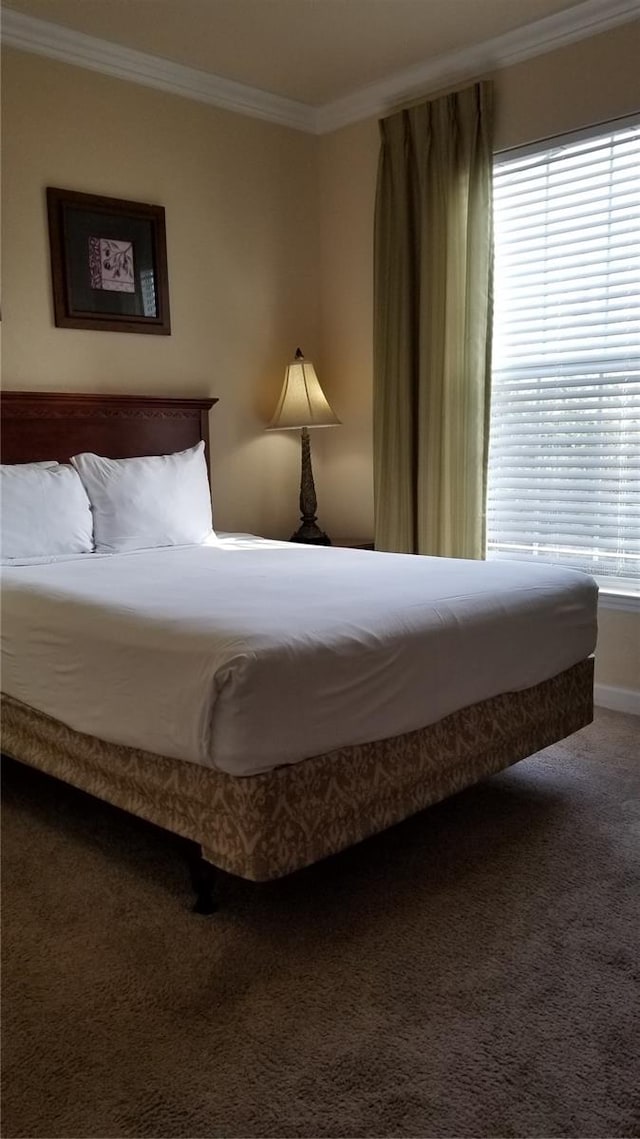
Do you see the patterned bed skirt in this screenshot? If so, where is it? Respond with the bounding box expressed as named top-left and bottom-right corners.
top-left (1, 658), bottom-right (593, 880)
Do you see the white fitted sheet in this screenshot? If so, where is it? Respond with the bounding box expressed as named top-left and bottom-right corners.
top-left (0, 536), bottom-right (598, 776)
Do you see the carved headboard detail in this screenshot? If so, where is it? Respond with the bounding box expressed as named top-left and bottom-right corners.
top-left (1, 392), bottom-right (217, 465)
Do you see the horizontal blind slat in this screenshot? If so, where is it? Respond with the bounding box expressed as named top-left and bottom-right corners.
top-left (492, 361), bottom-right (638, 380)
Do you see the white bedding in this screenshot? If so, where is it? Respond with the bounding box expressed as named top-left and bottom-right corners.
top-left (0, 536), bottom-right (598, 776)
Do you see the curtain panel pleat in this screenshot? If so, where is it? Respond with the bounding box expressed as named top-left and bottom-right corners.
top-left (373, 82), bottom-right (494, 558)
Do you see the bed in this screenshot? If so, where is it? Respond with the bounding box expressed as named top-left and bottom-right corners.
top-left (1, 391), bottom-right (597, 910)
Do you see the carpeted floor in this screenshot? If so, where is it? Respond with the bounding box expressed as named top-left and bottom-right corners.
top-left (2, 708), bottom-right (639, 1139)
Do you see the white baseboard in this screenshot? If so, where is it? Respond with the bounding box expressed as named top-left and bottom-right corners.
top-left (594, 683), bottom-right (640, 716)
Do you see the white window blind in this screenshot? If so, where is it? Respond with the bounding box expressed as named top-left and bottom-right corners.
top-left (487, 121), bottom-right (640, 589)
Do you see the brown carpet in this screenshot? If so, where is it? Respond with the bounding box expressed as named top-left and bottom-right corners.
top-left (2, 708), bottom-right (639, 1139)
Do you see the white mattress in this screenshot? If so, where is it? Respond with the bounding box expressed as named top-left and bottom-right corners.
top-left (0, 535), bottom-right (598, 776)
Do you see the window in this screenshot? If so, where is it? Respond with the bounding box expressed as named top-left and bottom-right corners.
top-left (486, 120), bottom-right (640, 594)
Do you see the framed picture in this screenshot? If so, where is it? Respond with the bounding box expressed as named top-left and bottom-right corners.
top-left (46, 187), bottom-right (171, 335)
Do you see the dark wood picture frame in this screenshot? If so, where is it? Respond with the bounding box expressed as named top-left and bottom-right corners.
top-left (46, 187), bottom-right (171, 335)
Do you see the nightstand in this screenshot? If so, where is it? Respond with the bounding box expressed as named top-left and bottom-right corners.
top-left (284, 536), bottom-right (375, 549)
top-left (332, 539), bottom-right (375, 550)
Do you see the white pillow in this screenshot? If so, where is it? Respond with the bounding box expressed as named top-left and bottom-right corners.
top-left (5, 460), bottom-right (59, 468)
top-left (71, 442), bottom-right (214, 553)
top-left (1, 463), bottom-right (94, 560)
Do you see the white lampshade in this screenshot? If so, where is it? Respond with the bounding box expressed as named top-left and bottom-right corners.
top-left (267, 349), bottom-right (340, 430)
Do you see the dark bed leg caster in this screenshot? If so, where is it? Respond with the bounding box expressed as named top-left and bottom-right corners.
top-left (188, 846), bottom-right (219, 915)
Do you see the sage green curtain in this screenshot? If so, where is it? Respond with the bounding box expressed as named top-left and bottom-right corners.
top-left (373, 81), bottom-right (494, 558)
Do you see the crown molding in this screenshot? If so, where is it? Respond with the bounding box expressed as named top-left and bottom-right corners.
top-left (2, 0), bottom-right (638, 136)
top-left (315, 0), bottom-right (640, 133)
top-left (0, 7), bottom-right (316, 133)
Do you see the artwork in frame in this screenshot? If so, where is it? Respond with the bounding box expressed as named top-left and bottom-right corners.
top-left (46, 187), bottom-right (171, 335)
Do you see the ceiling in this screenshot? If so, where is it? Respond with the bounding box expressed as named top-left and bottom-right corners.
top-left (4, 0), bottom-right (600, 106)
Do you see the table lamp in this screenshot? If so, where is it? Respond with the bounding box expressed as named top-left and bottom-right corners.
top-left (267, 348), bottom-right (340, 545)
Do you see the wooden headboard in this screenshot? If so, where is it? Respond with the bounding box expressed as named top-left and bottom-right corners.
top-left (0, 392), bottom-right (217, 465)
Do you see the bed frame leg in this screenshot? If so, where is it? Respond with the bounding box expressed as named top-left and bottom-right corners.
top-left (187, 846), bottom-right (219, 915)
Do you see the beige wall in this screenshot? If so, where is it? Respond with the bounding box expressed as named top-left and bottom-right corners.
top-left (2, 28), bottom-right (639, 694)
top-left (316, 116), bottom-right (379, 543)
top-left (317, 22), bottom-right (640, 696)
top-left (492, 21), bottom-right (640, 153)
top-left (1, 48), bottom-right (320, 538)
top-left (595, 607), bottom-right (640, 695)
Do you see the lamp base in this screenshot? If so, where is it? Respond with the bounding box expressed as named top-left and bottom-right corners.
top-left (290, 522), bottom-right (332, 546)
top-left (290, 427), bottom-right (332, 546)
